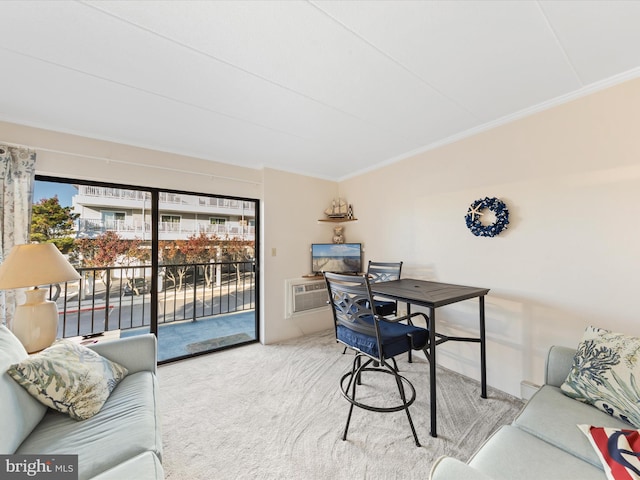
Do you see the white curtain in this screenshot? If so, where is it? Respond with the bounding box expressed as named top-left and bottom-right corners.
top-left (0, 145), bottom-right (36, 328)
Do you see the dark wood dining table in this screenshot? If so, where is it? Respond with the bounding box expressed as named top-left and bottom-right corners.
top-left (369, 278), bottom-right (490, 438)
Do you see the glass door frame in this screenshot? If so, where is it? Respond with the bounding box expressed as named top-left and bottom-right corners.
top-left (36, 175), bottom-right (261, 355)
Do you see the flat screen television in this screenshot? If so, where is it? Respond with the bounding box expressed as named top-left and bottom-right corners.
top-left (311, 243), bottom-right (362, 274)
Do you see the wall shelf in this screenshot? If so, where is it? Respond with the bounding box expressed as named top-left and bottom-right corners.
top-left (317, 218), bottom-right (358, 223)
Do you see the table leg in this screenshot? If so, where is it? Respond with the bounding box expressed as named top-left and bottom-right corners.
top-left (480, 296), bottom-right (487, 399)
top-left (429, 306), bottom-right (437, 437)
top-left (407, 303), bottom-right (412, 363)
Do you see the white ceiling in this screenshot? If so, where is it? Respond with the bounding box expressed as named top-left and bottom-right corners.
top-left (1, 1), bottom-right (640, 181)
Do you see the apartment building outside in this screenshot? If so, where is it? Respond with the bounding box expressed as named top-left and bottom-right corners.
top-left (72, 185), bottom-right (256, 242)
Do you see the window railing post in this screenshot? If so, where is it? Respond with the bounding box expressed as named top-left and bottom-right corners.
top-left (104, 266), bottom-right (111, 333)
top-left (192, 264), bottom-right (198, 322)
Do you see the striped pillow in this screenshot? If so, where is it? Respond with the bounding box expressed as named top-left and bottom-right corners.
top-left (579, 425), bottom-right (640, 480)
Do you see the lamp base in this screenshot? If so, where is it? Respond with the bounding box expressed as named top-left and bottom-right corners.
top-left (11, 288), bottom-right (59, 353)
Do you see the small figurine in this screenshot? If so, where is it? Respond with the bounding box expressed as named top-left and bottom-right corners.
top-left (347, 204), bottom-right (353, 219)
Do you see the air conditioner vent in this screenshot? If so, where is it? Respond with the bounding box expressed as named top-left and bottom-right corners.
top-left (286, 279), bottom-right (329, 316)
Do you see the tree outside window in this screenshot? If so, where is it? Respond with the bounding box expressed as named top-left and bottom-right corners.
top-left (30, 196), bottom-right (79, 253)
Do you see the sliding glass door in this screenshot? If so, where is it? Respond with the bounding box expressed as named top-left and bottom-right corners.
top-left (154, 191), bottom-right (257, 360)
top-left (33, 177), bottom-right (259, 362)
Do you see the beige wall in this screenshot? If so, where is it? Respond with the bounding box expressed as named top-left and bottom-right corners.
top-left (261, 168), bottom-right (337, 343)
top-left (0, 121), bottom-right (263, 199)
top-left (340, 77), bottom-right (640, 396)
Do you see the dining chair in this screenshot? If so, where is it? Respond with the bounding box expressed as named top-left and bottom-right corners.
top-left (367, 261), bottom-right (403, 317)
top-left (339, 261), bottom-right (403, 355)
top-left (324, 272), bottom-right (430, 446)
top-left (367, 260), bottom-right (426, 362)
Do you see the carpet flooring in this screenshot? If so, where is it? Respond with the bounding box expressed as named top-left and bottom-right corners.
top-left (158, 329), bottom-right (524, 479)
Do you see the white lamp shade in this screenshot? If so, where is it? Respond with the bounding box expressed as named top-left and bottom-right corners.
top-left (0, 243), bottom-right (80, 289)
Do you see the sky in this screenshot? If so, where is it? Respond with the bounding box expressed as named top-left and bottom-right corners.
top-left (33, 181), bottom-right (77, 207)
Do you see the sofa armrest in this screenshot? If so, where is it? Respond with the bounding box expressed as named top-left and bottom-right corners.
top-left (429, 456), bottom-right (494, 480)
top-left (88, 334), bottom-right (157, 375)
top-left (544, 345), bottom-right (575, 387)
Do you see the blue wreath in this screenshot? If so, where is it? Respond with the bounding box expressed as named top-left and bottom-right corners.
top-left (465, 197), bottom-right (509, 237)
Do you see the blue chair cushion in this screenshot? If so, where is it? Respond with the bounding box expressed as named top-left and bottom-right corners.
top-left (374, 299), bottom-right (397, 317)
top-left (337, 317), bottom-right (428, 359)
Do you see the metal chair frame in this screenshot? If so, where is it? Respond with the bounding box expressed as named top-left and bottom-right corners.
top-left (367, 261), bottom-right (403, 320)
top-left (324, 272), bottom-right (429, 447)
top-left (367, 260), bottom-right (403, 285)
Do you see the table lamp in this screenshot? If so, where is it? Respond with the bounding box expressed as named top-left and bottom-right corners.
top-left (0, 243), bottom-right (81, 353)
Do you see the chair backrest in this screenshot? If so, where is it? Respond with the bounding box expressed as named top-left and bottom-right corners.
top-left (367, 261), bottom-right (403, 283)
top-left (324, 272), bottom-right (381, 350)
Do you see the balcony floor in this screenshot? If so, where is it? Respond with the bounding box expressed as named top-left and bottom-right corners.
top-left (120, 310), bottom-right (257, 361)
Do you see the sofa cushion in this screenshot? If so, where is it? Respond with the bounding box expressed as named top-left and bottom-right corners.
top-left (8, 339), bottom-right (128, 421)
top-left (90, 451), bottom-right (163, 480)
top-left (0, 325), bottom-right (47, 453)
top-left (561, 326), bottom-right (640, 427)
top-left (16, 371), bottom-right (161, 480)
top-left (514, 384), bottom-right (633, 468)
top-left (579, 425), bottom-right (640, 480)
top-left (468, 425), bottom-right (605, 480)
top-left (429, 456), bottom-right (495, 480)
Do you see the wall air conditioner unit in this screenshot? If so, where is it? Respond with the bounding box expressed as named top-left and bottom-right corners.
top-left (285, 278), bottom-right (329, 318)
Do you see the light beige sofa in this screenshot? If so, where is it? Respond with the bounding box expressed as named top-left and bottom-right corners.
top-left (0, 325), bottom-right (163, 479)
top-left (429, 345), bottom-right (633, 480)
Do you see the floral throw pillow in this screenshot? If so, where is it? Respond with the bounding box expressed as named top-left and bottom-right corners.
top-left (7, 339), bottom-right (128, 421)
top-left (561, 326), bottom-right (640, 427)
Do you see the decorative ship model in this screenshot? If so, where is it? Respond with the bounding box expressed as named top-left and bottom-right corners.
top-left (325, 198), bottom-right (348, 218)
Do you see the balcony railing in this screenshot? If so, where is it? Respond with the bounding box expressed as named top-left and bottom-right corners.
top-left (76, 218), bottom-right (255, 240)
top-left (76, 186), bottom-right (255, 212)
top-left (52, 260), bottom-right (256, 338)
